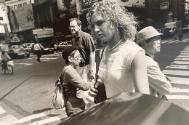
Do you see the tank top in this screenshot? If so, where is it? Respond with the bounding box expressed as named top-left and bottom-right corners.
top-left (98, 40), bottom-right (144, 98)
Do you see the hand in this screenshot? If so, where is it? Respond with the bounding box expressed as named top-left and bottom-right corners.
top-left (88, 70), bottom-right (94, 81)
top-left (88, 84), bottom-right (98, 97)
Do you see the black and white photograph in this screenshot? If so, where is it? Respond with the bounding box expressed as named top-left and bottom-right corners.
top-left (0, 0), bottom-right (189, 124)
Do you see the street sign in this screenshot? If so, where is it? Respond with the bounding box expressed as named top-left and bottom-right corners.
top-left (33, 28), bottom-right (54, 38)
top-left (5, 0), bottom-right (31, 10)
top-left (8, 4), bottom-right (34, 33)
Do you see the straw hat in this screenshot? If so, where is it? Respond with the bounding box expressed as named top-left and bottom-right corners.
top-left (136, 26), bottom-right (162, 44)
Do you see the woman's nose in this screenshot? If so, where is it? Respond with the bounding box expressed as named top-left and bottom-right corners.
top-left (93, 25), bottom-right (100, 33)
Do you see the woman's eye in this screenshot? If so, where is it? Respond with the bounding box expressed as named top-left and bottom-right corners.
top-left (96, 21), bottom-right (104, 26)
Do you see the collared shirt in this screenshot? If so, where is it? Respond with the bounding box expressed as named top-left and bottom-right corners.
top-left (72, 31), bottom-right (95, 65)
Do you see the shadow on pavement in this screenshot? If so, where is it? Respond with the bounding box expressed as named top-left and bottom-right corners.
top-left (156, 39), bottom-right (189, 70)
top-left (32, 108), bottom-right (53, 114)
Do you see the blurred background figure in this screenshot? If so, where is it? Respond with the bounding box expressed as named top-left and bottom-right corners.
top-left (1, 50), bottom-right (11, 72)
top-left (32, 35), bottom-right (44, 62)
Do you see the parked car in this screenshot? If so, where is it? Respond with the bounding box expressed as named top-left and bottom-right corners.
top-left (22, 43), bottom-right (34, 53)
top-left (56, 41), bottom-right (72, 51)
top-left (8, 45), bottom-right (30, 59)
top-left (41, 47), bottom-right (55, 54)
top-left (162, 21), bottom-right (176, 38)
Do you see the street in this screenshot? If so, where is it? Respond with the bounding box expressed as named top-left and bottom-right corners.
top-left (0, 53), bottom-right (66, 124)
top-left (0, 36), bottom-right (189, 124)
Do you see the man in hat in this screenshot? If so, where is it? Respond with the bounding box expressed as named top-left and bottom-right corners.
top-left (136, 26), bottom-right (172, 99)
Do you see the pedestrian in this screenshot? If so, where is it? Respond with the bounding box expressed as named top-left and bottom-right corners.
top-left (69, 17), bottom-right (96, 105)
top-left (32, 35), bottom-right (44, 62)
top-left (1, 50), bottom-right (11, 72)
top-left (60, 46), bottom-right (90, 117)
top-left (69, 17), bottom-right (96, 81)
top-left (136, 26), bottom-right (172, 99)
top-left (87, 0), bottom-right (150, 100)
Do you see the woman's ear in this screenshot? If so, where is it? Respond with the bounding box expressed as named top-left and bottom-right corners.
top-left (68, 56), bottom-right (73, 63)
top-left (110, 22), bottom-right (116, 29)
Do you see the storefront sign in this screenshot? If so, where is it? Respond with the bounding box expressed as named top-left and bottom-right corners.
top-left (6, 0), bottom-right (31, 10)
top-left (33, 28), bottom-right (54, 38)
top-left (118, 0), bottom-right (145, 8)
top-left (0, 4), bottom-right (11, 32)
top-left (8, 4), bottom-right (34, 32)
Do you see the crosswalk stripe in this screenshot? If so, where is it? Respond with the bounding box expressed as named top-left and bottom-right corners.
top-left (29, 116), bottom-right (61, 125)
top-left (167, 95), bottom-right (189, 99)
top-left (14, 112), bottom-right (47, 124)
top-left (0, 106), bottom-right (6, 115)
top-left (15, 63), bottom-right (33, 66)
top-left (14, 108), bottom-right (66, 124)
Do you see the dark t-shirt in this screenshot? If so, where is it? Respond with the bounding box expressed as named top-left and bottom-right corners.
top-left (72, 31), bottom-right (95, 66)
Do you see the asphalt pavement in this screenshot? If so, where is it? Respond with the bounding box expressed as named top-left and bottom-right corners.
top-left (156, 33), bottom-right (189, 111)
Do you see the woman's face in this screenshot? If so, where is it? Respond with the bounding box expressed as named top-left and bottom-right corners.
top-left (69, 50), bottom-right (82, 66)
top-left (90, 14), bottom-right (116, 44)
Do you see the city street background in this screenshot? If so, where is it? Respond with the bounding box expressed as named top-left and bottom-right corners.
top-left (0, 34), bottom-right (189, 124)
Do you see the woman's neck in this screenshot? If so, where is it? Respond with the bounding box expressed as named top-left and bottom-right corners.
top-left (108, 31), bottom-right (121, 49)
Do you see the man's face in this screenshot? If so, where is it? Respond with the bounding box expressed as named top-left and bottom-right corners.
top-left (90, 14), bottom-right (116, 44)
top-left (145, 39), bottom-right (161, 54)
top-left (70, 20), bottom-right (81, 35)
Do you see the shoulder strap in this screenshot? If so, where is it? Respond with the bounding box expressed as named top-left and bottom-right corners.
top-left (59, 70), bottom-right (65, 85)
top-left (95, 48), bottom-right (105, 84)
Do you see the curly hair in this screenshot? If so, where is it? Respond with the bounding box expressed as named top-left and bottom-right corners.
top-left (87, 0), bottom-right (138, 40)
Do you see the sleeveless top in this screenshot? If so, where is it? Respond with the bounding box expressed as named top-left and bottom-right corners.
top-left (98, 40), bottom-right (144, 98)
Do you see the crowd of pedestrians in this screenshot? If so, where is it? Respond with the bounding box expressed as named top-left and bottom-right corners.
top-left (56, 0), bottom-right (173, 117)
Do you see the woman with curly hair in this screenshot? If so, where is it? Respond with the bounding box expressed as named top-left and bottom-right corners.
top-left (87, 0), bottom-right (150, 99)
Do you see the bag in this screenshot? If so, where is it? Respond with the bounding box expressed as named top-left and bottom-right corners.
top-left (7, 60), bottom-right (14, 66)
top-left (52, 79), bottom-right (65, 109)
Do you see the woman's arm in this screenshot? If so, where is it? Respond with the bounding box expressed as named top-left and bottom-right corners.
top-left (132, 51), bottom-right (150, 94)
top-left (66, 67), bottom-right (90, 91)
